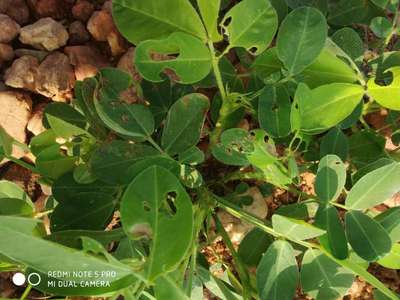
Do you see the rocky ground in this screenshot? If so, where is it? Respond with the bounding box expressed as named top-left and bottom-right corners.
top-left (0, 0), bottom-right (399, 299)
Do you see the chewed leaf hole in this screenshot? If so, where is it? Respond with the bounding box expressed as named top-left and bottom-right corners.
top-left (223, 16), bottom-right (232, 27)
top-left (165, 191), bottom-right (177, 216)
top-left (143, 201), bottom-right (151, 212)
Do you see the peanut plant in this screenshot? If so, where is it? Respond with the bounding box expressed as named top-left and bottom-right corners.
top-left (1, 0), bottom-right (400, 299)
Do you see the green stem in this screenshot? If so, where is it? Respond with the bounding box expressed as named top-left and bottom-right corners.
top-left (20, 284), bottom-right (32, 300)
top-left (214, 215), bottom-right (252, 300)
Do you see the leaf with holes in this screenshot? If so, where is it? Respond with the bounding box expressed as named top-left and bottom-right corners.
top-left (94, 68), bottom-right (155, 139)
top-left (120, 166), bottom-right (193, 280)
top-left (135, 32), bottom-right (212, 84)
top-left (221, 0), bottom-right (278, 55)
top-left (368, 67), bottom-right (400, 111)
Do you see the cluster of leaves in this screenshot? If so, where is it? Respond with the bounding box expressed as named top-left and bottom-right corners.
top-left (1, 0), bottom-right (400, 299)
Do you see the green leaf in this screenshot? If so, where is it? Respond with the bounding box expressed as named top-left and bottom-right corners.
top-left (256, 240), bottom-right (299, 300)
top-left (320, 127), bottom-right (349, 161)
top-left (339, 101), bottom-right (363, 129)
top-left (258, 85), bottom-right (291, 138)
top-left (50, 193), bottom-right (116, 232)
top-left (328, 0), bottom-right (368, 26)
top-left (375, 207), bottom-right (400, 242)
top-left (0, 180), bottom-right (32, 203)
top-left (43, 102), bottom-right (86, 130)
top-left (120, 166), bottom-right (193, 280)
top-left (161, 93), bottom-right (209, 155)
top-left (89, 141), bottom-right (159, 185)
top-left (155, 275), bottom-right (190, 300)
top-left (0, 127), bottom-right (14, 157)
top-left (135, 32), bottom-right (212, 84)
top-left (331, 27), bottom-right (364, 60)
top-left (221, 0), bottom-right (278, 55)
top-left (197, 0), bottom-right (222, 42)
top-left (315, 155), bottom-right (346, 202)
top-left (211, 128), bottom-right (252, 166)
top-left (0, 216), bottom-right (135, 296)
top-left (378, 243), bottom-right (400, 269)
top-left (0, 198), bottom-right (34, 217)
top-left (142, 78), bottom-right (194, 126)
top-left (272, 214), bottom-right (325, 240)
top-left (368, 67), bottom-right (400, 110)
top-left (297, 83), bottom-right (364, 134)
top-left (277, 7), bottom-right (327, 75)
top-left (94, 68), bottom-right (155, 139)
top-left (349, 130), bottom-right (387, 168)
top-left (371, 17), bottom-right (393, 38)
top-left (46, 115), bottom-right (93, 140)
top-left (346, 162), bottom-right (400, 210)
top-left (345, 211), bottom-right (392, 261)
top-left (112, 0), bottom-right (206, 44)
top-left (301, 249), bottom-right (354, 300)
top-left (178, 146), bottom-right (205, 165)
top-left (238, 228), bottom-right (274, 267)
top-left (315, 205), bottom-right (349, 259)
top-left (36, 145), bottom-right (77, 180)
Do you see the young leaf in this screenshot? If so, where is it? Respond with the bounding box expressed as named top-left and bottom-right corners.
top-left (221, 0), bottom-right (278, 55)
top-left (94, 68), bottom-right (155, 139)
top-left (320, 127), bottom-right (349, 161)
top-left (277, 7), bottom-right (327, 75)
top-left (301, 249), bottom-right (354, 300)
top-left (346, 162), bottom-right (400, 210)
top-left (112, 0), bottom-right (207, 44)
top-left (315, 155), bottom-right (346, 203)
top-left (377, 243), bottom-right (400, 269)
top-left (197, 0), bottom-right (222, 42)
top-left (161, 93), bottom-right (209, 155)
top-left (135, 32), bottom-right (212, 84)
top-left (258, 85), bottom-right (291, 138)
top-left (272, 214), bottom-right (325, 241)
top-left (368, 67), bottom-right (400, 111)
top-left (315, 205), bottom-right (349, 259)
top-left (0, 180), bottom-right (32, 203)
top-left (345, 211), bottom-right (392, 261)
top-left (256, 240), bottom-right (299, 300)
top-left (297, 83), bottom-right (364, 134)
top-left (120, 166), bottom-right (193, 281)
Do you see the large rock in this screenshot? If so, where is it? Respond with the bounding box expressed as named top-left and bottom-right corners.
top-left (0, 91), bottom-right (32, 159)
top-left (68, 21), bottom-right (90, 45)
top-left (0, 43), bottom-right (14, 66)
top-left (72, 0), bottom-right (95, 22)
top-left (35, 52), bottom-right (75, 101)
top-left (19, 18), bottom-right (69, 51)
top-left (64, 45), bottom-right (109, 80)
top-left (4, 55), bottom-right (39, 91)
top-left (27, 102), bottom-right (46, 136)
top-left (87, 10), bottom-right (126, 56)
top-left (5, 53), bottom-right (75, 101)
top-left (0, 0), bottom-right (30, 25)
top-left (27, 0), bottom-right (73, 19)
top-left (0, 14), bottom-right (20, 43)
